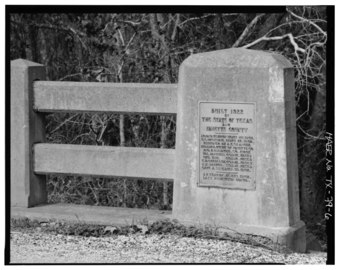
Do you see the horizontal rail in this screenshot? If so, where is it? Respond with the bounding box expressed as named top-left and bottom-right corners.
top-left (33, 143), bottom-right (175, 180)
top-left (33, 81), bottom-right (178, 114)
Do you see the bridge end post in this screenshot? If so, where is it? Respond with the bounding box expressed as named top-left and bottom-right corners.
top-left (11, 59), bottom-right (47, 207)
top-left (172, 49), bottom-right (306, 252)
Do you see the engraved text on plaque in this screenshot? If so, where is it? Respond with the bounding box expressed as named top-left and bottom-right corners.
top-left (198, 102), bottom-right (256, 189)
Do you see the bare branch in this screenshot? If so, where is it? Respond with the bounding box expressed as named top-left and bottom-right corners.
top-left (261, 20), bottom-right (305, 38)
top-left (176, 12), bottom-right (240, 28)
top-left (58, 73), bottom-right (82, 81)
top-left (242, 33), bottom-right (306, 53)
top-left (296, 87), bottom-right (310, 121)
top-left (286, 8), bottom-right (327, 37)
top-left (49, 114), bottom-right (80, 134)
top-left (11, 19), bottom-right (88, 52)
top-left (125, 32), bottom-right (137, 52)
top-left (11, 19), bottom-right (85, 37)
top-left (117, 32), bottom-right (137, 76)
top-left (171, 14), bottom-right (181, 41)
top-left (178, 14), bottom-right (216, 28)
top-left (116, 20), bottom-right (142, 28)
top-left (117, 28), bottom-right (125, 46)
top-left (69, 133), bottom-right (91, 144)
top-left (149, 13), bottom-right (167, 49)
top-left (232, 13), bottom-right (266, 47)
top-left (68, 27), bottom-right (88, 51)
top-left (297, 124), bottom-right (325, 141)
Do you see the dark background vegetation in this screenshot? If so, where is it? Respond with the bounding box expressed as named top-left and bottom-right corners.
top-left (9, 8), bottom-right (328, 246)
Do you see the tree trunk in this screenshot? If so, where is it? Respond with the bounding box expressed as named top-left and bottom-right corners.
top-left (149, 13), bottom-right (174, 210)
top-left (252, 14), bottom-right (285, 50)
top-left (117, 63), bottom-right (127, 207)
top-left (214, 14), bottom-right (223, 50)
top-left (160, 116), bottom-right (169, 209)
top-left (299, 67), bottom-right (326, 224)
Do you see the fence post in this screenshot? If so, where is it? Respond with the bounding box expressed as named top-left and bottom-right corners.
top-left (11, 59), bottom-right (47, 207)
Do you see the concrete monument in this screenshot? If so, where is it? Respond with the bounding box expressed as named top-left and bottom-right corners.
top-left (173, 48), bottom-right (306, 252)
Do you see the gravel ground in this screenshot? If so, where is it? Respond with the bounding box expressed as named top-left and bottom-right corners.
top-left (10, 228), bottom-right (327, 264)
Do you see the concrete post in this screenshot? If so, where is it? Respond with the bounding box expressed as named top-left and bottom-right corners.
top-left (11, 59), bottom-right (47, 207)
top-left (172, 48), bottom-right (306, 252)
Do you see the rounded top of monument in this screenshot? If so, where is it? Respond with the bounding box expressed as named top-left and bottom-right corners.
top-left (181, 48), bottom-right (293, 69)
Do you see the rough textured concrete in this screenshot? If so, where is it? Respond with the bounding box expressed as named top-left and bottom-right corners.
top-left (11, 59), bottom-right (47, 207)
top-left (11, 203), bottom-right (171, 226)
top-left (172, 48), bottom-right (305, 252)
top-left (34, 143), bottom-right (175, 180)
top-left (34, 81), bottom-right (177, 114)
top-left (178, 218), bottom-right (306, 253)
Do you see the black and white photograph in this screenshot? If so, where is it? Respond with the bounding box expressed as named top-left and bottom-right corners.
top-left (4, 4), bottom-right (335, 265)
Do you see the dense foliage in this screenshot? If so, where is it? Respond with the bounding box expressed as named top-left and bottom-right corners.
top-left (9, 9), bottom-right (328, 241)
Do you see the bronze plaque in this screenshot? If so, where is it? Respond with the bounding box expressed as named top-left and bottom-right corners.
top-left (198, 102), bottom-right (256, 189)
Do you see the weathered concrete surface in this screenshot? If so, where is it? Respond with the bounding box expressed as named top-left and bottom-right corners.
top-left (172, 48), bottom-right (305, 252)
top-left (34, 143), bottom-right (175, 180)
top-left (11, 59), bottom-right (47, 207)
top-left (11, 203), bottom-right (171, 226)
top-left (177, 218), bottom-right (306, 253)
top-left (34, 81), bottom-right (177, 114)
